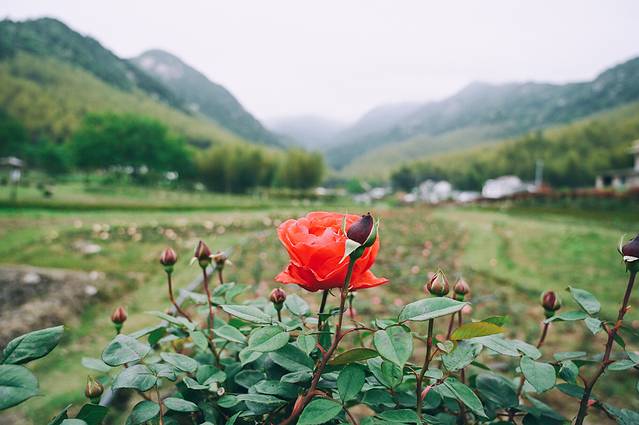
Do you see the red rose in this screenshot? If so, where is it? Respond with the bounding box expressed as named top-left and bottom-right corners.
top-left (275, 212), bottom-right (389, 292)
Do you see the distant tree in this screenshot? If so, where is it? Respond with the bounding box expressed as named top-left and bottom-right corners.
top-left (0, 109), bottom-right (28, 157)
top-left (69, 112), bottom-right (193, 177)
top-left (391, 165), bottom-right (417, 191)
top-left (275, 149), bottom-right (325, 190)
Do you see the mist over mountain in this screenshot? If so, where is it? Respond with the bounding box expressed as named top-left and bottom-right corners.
top-left (327, 56), bottom-right (639, 173)
top-left (266, 115), bottom-right (346, 149)
top-left (132, 49), bottom-right (281, 147)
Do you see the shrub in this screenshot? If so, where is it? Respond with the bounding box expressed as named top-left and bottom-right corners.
top-left (1, 213), bottom-right (638, 425)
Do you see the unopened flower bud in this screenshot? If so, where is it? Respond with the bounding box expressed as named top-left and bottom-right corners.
top-left (194, 240), bottom-right (212, 268)
top-left (347, 213), bottom-right (375, 246)
top-left (85, 375), bottom-right (104, 401)
top-left (622, 234), bottom-right (639, 273)
top-left (426, 271), bottom-right (449, 297)
top-left (111, 306), bottom-right (127, 333)
top-left (540, 290), bottom-right (561, 318)
top-left (212, 251), bottom-right (228, 269)
top-left (270, 288), bottom-right (287, 311)
top-left (453, 278), bottom-right (470, 301)
top-left (216, 387), bottom-right (225, 396)
top-left (160, 247), bottom-right (177, 273)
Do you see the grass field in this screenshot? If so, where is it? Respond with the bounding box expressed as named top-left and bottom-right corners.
top-left (1, 185), bottom-right (638, 423)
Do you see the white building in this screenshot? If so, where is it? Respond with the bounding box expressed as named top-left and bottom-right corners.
top-left (482, 176), bottom-right (532, 199)
top-left (595, 141), bottom-right (639, 189)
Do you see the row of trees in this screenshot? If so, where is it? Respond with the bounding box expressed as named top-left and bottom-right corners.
top-left (391, 109), bottom-right (639, 191)
top-left (1, 110), bottom-right (325, 193)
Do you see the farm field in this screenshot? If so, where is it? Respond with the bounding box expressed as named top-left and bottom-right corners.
top-left (1, 193), bottom-right (637, 423)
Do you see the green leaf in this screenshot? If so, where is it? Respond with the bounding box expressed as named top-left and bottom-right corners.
top-left (481, 315), bottom-right (509, 327)
top-left (368, 357), bottom-right (402, 388)
top-left (559, 361), bottom-right (579, 384)
top-left (337, 364), bottom-right (365, 402)
top-left (471, 335), bottom-right (519, 356)
top-left (81, 357), bottom-right (111, 373)
top-left (248, 326), bottom-right (290, 352)
top-left (377, 409), bottom-right (420, 423)
top-left (399, 298), bottom-right (468, 322)
top-left (442, 341), bottom-right (480, 372)
top-left (584, 317), bottom-right (602, 335)
top-left (556, 383), bottom-right (585, 399)
top-left (553, 351), bottom-right (587, 362)
top-left (220, 305), bottom-right (272, 324)
top-left (608, 359), bottom-right (637, 371)
top-left (2, 326), bottom-right (64, 365)
top-left (512, 340), bottom-right (542, 360)
top-left (298, 398), bottom-right (342, 425)
top-left (569, 287), bottom-right (601, 315)
top-left (251, 380), bottom-right (300, 400)
top-left (160, 352), bottom-right (198, 373)
top-left (126, 400), bottom-right (159, 425)
top-left (238, 394), bottom-right (286, 414)
top-left (284, 294), bottom-right (310, 316)
top-left (47, 404), bottom-right (72, 425)
top-left (329, 348), bottom-right (378, 365)
top-left (0, 364), bottom-right (39, 410)
top-left (76, 403), bottom-right (108, 425)
top-left (239, 348), bottom-right (262, 366)
top-left (191, 330), bottom-right (209, 351)
top-left (451, 322), bottom-right (504, 341)
top-left (214, 325), bottom-right (247, 344)
top-left (163, 397), bottom-right (199, 412)
top-left (182, 376), bottom-right (208, 390)
top-left (281, 370), bottom-right (312, 383)
top-left (148, 363), bottom-right (177, 381)
top-left (60, 420), bottom-right (87, 425)
top-left (476, 373), bottom-right (518, 409)
top-left (520, 356), bottom-right (556, 393)
top-left (296, 334), bottom-right (316, 355)
top-left (101, 335), bottom-right (151, 366)
top-left (217, 394), bottom-right (240, 408)
top-left (443, 378), bottom-right (486, 418)
top-left (112, 364), bottom-right (157, 391)
top-left (373, 326), bottom-right (413, 368)
top-left (270, 344), bottom-right (314, 371)
top-left (544, 311), bottom-right (588, 323)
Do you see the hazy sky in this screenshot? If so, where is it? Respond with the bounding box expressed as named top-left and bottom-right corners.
top-left (2, 1), bottom-right (639, 123)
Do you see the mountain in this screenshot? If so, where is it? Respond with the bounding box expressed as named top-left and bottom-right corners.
top-left (328, 56), bottom-right (639, 174)
top-left (132, 49), bottom-right (281, 146)
top-left (266, 115), bottom-right (346, 149)
top-left (0, 18), bottom-right (180, 109)
top-left (0, 17), bottom-right (279, 148)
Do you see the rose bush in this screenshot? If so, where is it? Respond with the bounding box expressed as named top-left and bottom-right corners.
top-left (1, 213), bottom-right (638, 425)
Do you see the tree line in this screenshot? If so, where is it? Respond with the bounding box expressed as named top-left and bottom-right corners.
top-left (0, 110), bottom-right (324, 193)
top-left (391, 104), bottom-right (639, 191)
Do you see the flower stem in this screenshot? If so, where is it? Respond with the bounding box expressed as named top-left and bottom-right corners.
top-left (167, 272), bottom-right (192, 321)
top-left (416, 318), bottom-right (434, 418)
top-left (317, 289), bottom-right (329, 332)
top-left (217, 268), bottom-right (224, 285)
top-left (278, 260), bottom-right (356, 425)
top-left (574, 270), bottom-right (636, 425)
top-left (201, 266), bottom-right (220, 366)
top-left (155, 385), bottom-right (164, 425)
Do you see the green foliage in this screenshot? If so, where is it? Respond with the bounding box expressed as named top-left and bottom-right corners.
top-left (394, 102), bottom-right (639, 190)
top-left (69, 112), bottom-right (194, 176)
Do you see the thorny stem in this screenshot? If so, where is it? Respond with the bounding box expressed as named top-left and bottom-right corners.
top-left (446, 314), bottom-right (456, 339)
top-left (278, 261), bottom-right (356, 425)
top-left (457, 310), bottom-right (467, 425)
top-left (574, 270), bottom-right (636, 425)
top-left (416, 318), bottom-right (435, 418)
top-left (155, 385), bottom-right (164, 425)
top-left (201, 266), bottom-right (220, 366)
top-left (217, 268), bottom-right (224, 285)
top-left (167, 272), bottom-right (192, 321)
top-left (277, 309), bottom-right (282, 322)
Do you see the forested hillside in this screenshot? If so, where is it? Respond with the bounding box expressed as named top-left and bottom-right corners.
top-left (133, 49), bottom-right (281, 146)
top-left (329, 56), bottom-right (639, 173)
top-left (391, 101), bottom-right (639, 190)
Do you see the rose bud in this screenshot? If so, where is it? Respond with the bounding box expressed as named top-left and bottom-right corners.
top-left (212, 251), bottom-right (229, 269)
top-left (194, 240), bottom-right (212, 268)
top-left (453, 278), bottom-right (470, 301)
top-left (621, 234), bottom-right (639, 273)
top-left (270, 288), bottom-right (287, 311)
top-left (426, 270), bottom-right (450, 297)
top-left (347, 212), bottom-right (375, 246)
top-left (111, 306), bottom-right (127, 333)
top-left (160, 247), bottom-right (178, 273)
top-left (85, 375), bottom-right (104, 401)
top-left (540, 290), bottom-right (561, 318)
